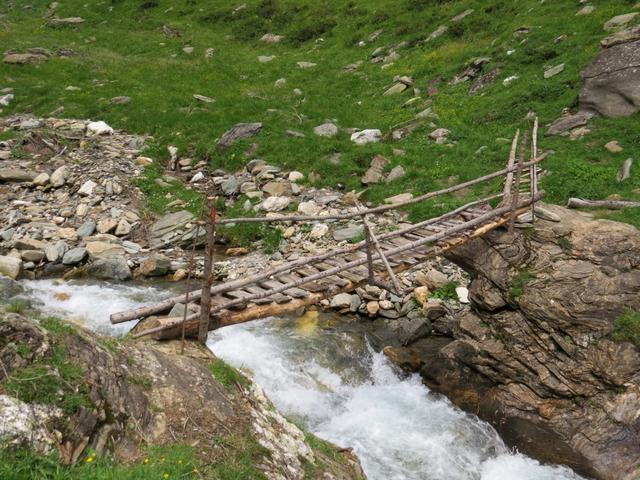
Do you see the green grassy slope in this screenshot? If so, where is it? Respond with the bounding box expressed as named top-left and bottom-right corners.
top-left (1, 0), bottom-right (639, 225)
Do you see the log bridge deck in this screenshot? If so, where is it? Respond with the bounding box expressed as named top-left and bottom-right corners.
top-left (111, 123), bottom-right (542, 340)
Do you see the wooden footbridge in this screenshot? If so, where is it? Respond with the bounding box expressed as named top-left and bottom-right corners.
top-left (111, 123), bottom-right (543, 340)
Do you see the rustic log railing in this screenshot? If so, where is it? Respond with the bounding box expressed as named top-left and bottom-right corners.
top-left (112, 123), bottom-right (543, 340)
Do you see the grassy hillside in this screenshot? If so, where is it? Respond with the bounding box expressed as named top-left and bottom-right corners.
top-left (1, 0), bottom-right (639, 226)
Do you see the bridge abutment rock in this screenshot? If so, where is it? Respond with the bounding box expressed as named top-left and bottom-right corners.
top-left (388, 203), bottom-right (640, 480)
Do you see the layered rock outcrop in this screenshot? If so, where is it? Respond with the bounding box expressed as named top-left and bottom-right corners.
top-left (396, 204), bottom-right (639, 479)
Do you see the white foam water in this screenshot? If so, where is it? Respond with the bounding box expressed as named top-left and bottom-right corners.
top-left (17, 280), bottom-right (585, 479)
top-left (208, 318), bottom-right (585, 480)
top-left (21, 279), bottom-right (172, 336)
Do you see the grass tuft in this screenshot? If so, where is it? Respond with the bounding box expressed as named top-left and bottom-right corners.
top-left (609, 310), bottom-right (640, 348)
top-left (209, 359), bottom-right (250, 392)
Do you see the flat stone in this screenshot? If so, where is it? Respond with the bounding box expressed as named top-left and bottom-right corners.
top-left (383, 83), bottom-right (408, 96)
top-left (384, 193), bottom-right (413, 204)
top-left (332, 225), bottom-right (364, 242)
top-left (297, 61), bottom-right (316, 69)
top-left (48, 17), bottom-right (85, 27)
top-left (62, 247), bottom-right (87, 265)
top-left (111, 96), bottom-right (131, 104)
top-left (602, 25), bottom-right (640, 48)
top-left (78, 180), bottom-right (97, 196)
top-left (0, 169), bottom-right (37, 183)
top-left (258, 55), bottom-right (275, 63)
top-left (217, 123), bottom-right (263, 151)
top-left (3, 53), bottom-right (48, 64)
top-left (544, 63), bottom-right (565, 79)
top-left (85, 241), bottom-right (125, 259)
top-left (576, 5), bottom-right (595, 16)
top-left (261, 33), bottom-right (284, 43)
top-left (297, 201), bottom-right (321, 216)
top-left (547, 112), bottom-right (595, 136)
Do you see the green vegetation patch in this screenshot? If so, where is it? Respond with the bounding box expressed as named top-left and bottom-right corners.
top-left (509, 268), bottom-right (535, 302)
top-left (431, 280), bottom-right (459, 301)
top-left (0, 444), bottom-right (200, 480)
top-left (209, 358), bottom-right (250, 392)
top-left (609, 310), bottom-right (640, 348)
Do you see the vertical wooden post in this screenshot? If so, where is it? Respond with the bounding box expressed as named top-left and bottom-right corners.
top-left (503, 129), bottom-right (520, 204)
top-left (530, 118), bottom-right (539, 223)
top-left (508, 133), bottom-right (528, 233)
top-left (362, 214), bottom-right (375, 284)
top-left (198, 197), bottom-right (217, 344)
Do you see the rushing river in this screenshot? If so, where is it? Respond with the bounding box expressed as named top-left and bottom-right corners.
top-left (21, 280), bottom-right (585, 480)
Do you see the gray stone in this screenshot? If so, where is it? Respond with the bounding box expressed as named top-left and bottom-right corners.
top-left (32, 173), bottom-right (50, 186)
top-left (48, 16), bottom-right (85, 27)
top-left (361, 155), bottom-right (389, 185)
top-left (221, 177), bottom-right (239, 196)
top-left (385, 165), bottom-right (406, 183)
top-left (139, 254), bottom-right (171, 277)
top-left (49, 165), bottom-right (68, 187)
top-left (217, 123), bottom-right (263, 151)
top-left (260, 196), bottom-right (291, 212)
top-left (0, 276), bottom-right (23, 300)
top-left (332, 225), bottom-right (364, 242)
top-left (0, 255), bottom-right (22, 279)
top-left (76, 220), bottom-right (96, 238)
top-left (383, 83), bottom-right (408, 96)
top-left (604, 13), bottom-right (638, 32)
top-left (416, 269), bottom-right (448, 290)
top-left (3, 53), bottom-right (48, 64)
top-left (544, 63), bottom-right (565, 79)
top-left (78, 180), bottom-right (97, 196)
top-left (330, 293), bottom-right (353, 309)
top-left (62, 247), bottom-right (87, 265)
top-left (579, 40), bottom-right (640, 117)
top-left (85, 256), bottom-right (131, 281)
top-left (0, 169), bottom-right (37, 183)
top-left (313, 123), bottom-right (338, 137)
top-left (150, 210), bottom-right (195, 246)
top-left (350, 129), bottom-right (382, 145)
top-left (601, 25), bottom-right (640, 48)
top-left (44, 244), bottom-right (60, 262)
top-left (547, 111), bottom-right (595, 136)
top-left (111, 96), bottom-right (131, 105)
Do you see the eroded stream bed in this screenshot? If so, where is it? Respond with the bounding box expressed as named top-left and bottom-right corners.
top-left (21, 279), bottom-right (585, 480)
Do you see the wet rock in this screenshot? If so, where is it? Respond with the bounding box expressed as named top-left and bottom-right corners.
top-left (0, 255), bottom-right (22, 279)
top-left (217, 123), bottom-right (263, 151)
top-left (0, 277), bottom-right (23, 300)
top-left (86, 256), bottom-right (131, 281)
top-left (139, 254), bottom-right (171, 277)
top-left (62, 247), bottom-right (87, 265)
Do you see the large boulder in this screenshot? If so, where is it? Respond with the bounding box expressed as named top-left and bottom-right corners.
top-left (402, 204), bottom-right (640, 480)
top-left (85, 256), bottom-right (132, 281)
top-left (579, 39), bottom-right (640, 117)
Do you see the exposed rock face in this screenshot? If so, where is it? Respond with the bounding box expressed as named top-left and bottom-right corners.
top-left (579, 39), bottom-right (640, 117)
top-left (406, 204), bottom-right (639, 480)
top-left (0, 312), bottom-right (364, 479)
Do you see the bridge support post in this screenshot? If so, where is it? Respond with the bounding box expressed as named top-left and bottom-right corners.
top-left (198, 197), bottom-right (217, 344)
